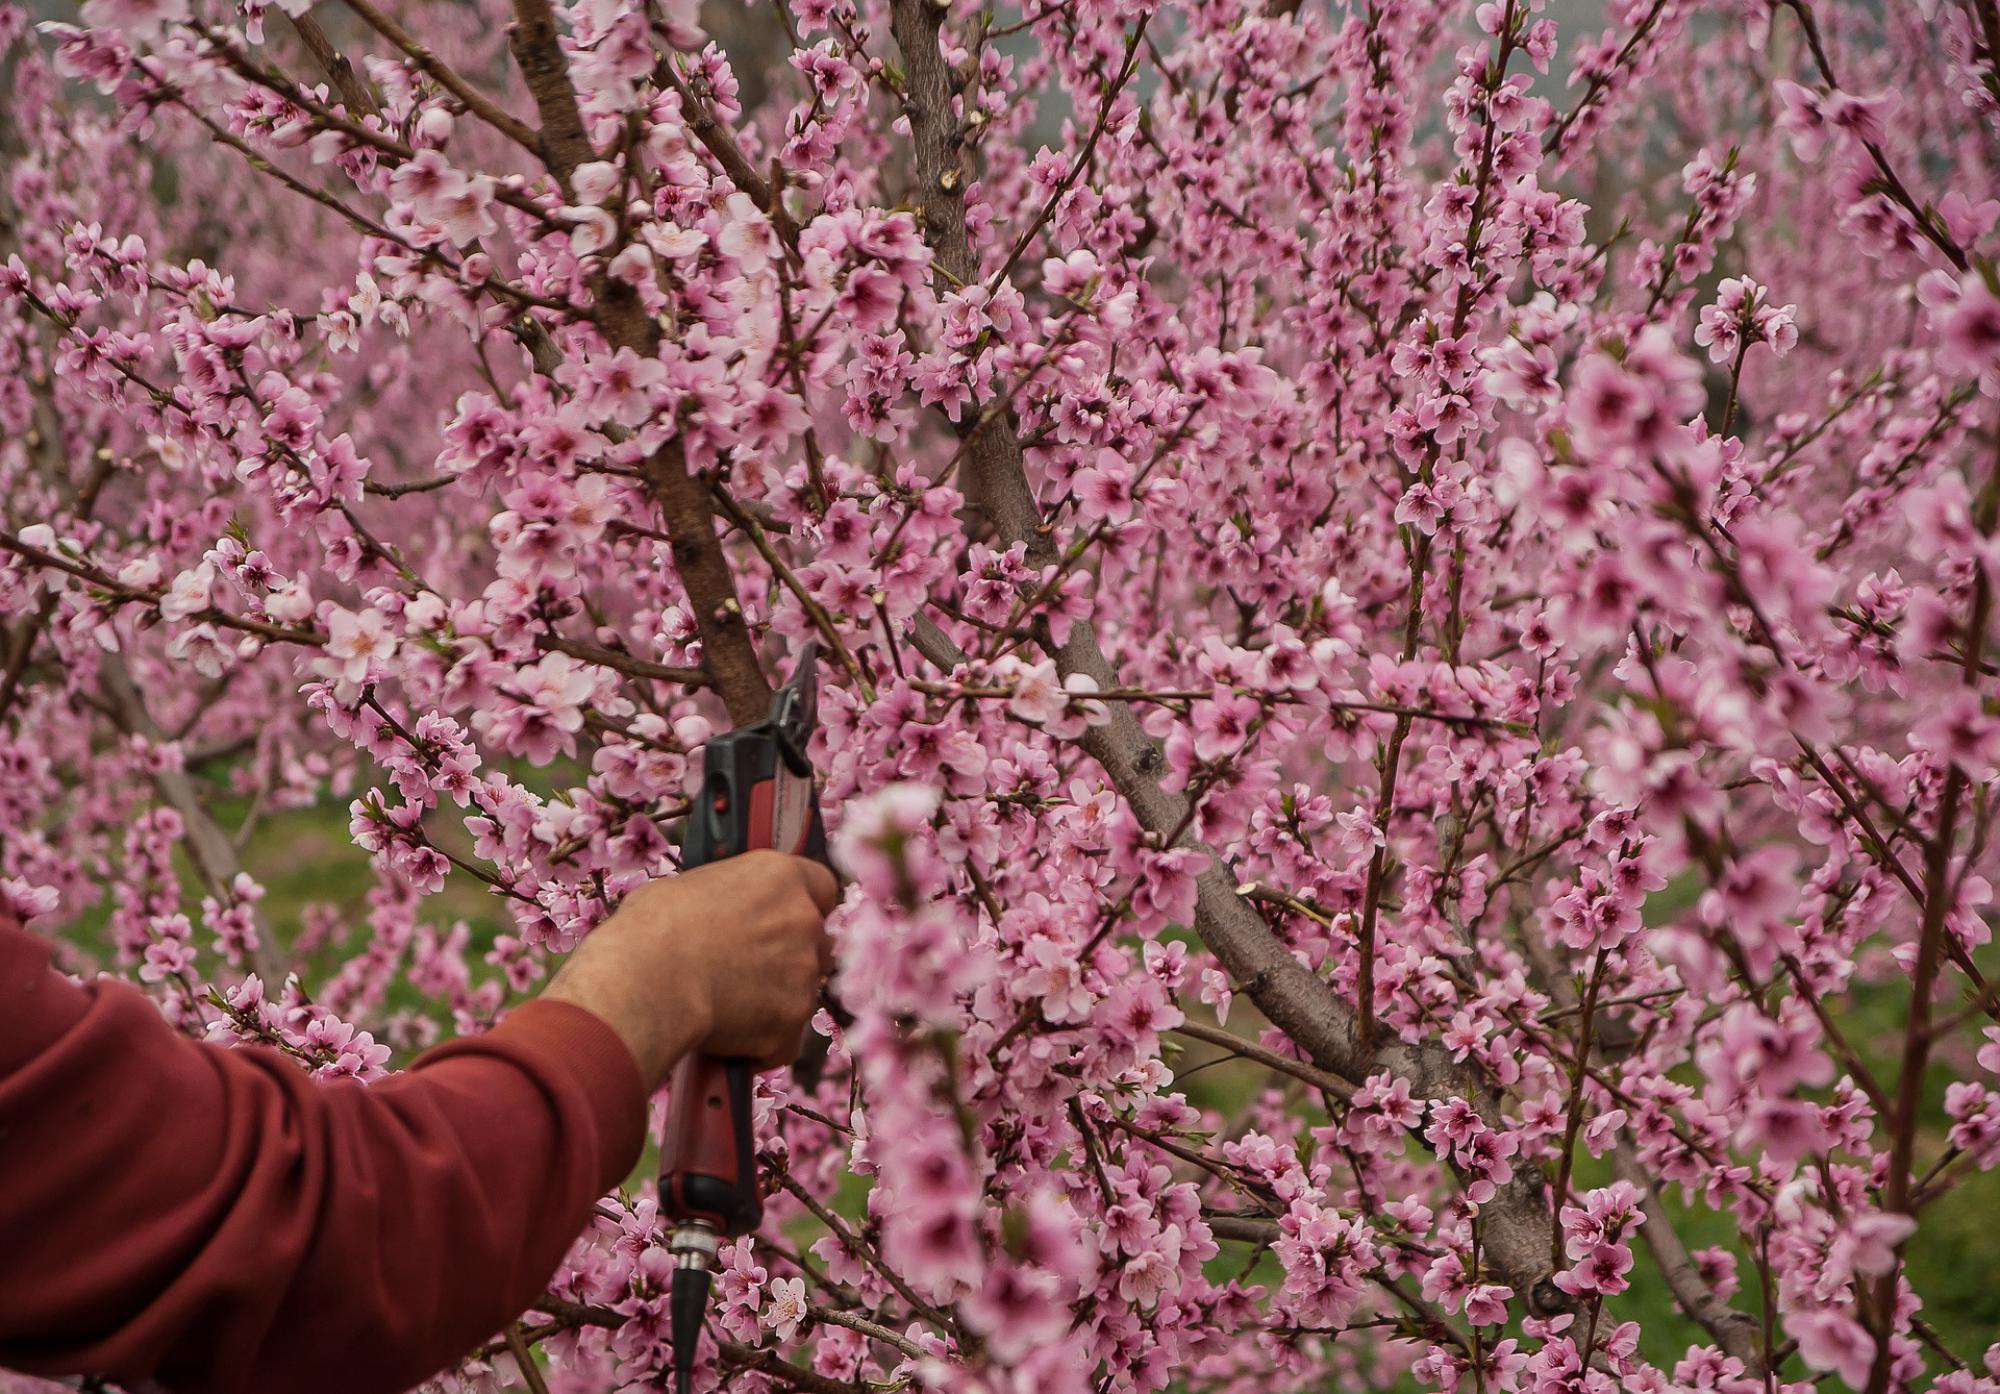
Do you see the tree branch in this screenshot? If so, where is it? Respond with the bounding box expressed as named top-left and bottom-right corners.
top-left (655, 60), bottom-right (800, 245)
top-left (1206, 1212), bottom-right (1281, 1243)
top-left (0, 445), bottom-right (113, 724)
top-left (1612, 1148), bottom-right (1764, 1371)
top-left (1170, 1018), bottom-right (1354, 1101)
top-left (812, 1308), bottom-right (930, 1362)
top-left (534, 631), bottom-right (710, 687)
top-left (506, 0), bottom-right (594, 193)
top-left (284, 11), bottom-right (379, 118)
top-left (340, 0), bottom-right (538, 151)
top-left (886, 0), bottom-right (1568, 1318)
top-left (528, 1297), bottom-right (866, 1393)
top-left (503, 0), bottom-right (773, 725)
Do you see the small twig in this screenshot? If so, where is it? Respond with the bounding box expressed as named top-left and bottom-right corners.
top-left (1232, 880), bottom-right (1340, 929)
top-left (813, 1308), bottom-right (931, 1361)
top-left (986, 17), bottom-right (1150, 292)
top-left (1169, 1019), bottom-right (1354, 1101)
top-left (341, 0), bottom-right (539, 151)
top-left (503, 1323), bottom-right (552, 1394)
top-left (534, 631), bottom-right (710, 686)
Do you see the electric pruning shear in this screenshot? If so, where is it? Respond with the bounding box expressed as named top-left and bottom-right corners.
top-left (661, 643), bottom-right (827, 1394)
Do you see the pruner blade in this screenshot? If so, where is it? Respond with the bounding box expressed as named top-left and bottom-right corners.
top-left (768, 640), bottom-right (820, 769)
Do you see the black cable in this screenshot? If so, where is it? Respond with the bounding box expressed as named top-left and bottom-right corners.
top-left (669, 1263), bottom-right (712, 1394)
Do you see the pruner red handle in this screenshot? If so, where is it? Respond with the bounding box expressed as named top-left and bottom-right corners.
top-left (658, 1053), bottom-right (762, 1234)
top-left (660, 652), bottom-right (827, 1239)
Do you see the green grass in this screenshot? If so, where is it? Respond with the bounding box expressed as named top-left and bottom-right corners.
top-left (64, 793), bottom-right (514, 1050)
top-left (236, 799), bottom-right (515, 1023)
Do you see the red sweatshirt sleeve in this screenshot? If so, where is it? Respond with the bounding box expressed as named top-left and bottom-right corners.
top-left (0, 917), bottom-right (648, 1394)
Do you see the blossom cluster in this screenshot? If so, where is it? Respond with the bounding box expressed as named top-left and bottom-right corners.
top-left (2, 0), bottom-right (1999, 1391)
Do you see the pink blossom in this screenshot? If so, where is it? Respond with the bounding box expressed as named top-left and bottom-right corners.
top-left (1569, 327), bottom-right (1705, 458)
top-left (1552, 1242), bottom-right (1634, 1298)
top-left (78, 0), bottom-right (186, 40)
top-left (318, 607), bottom-right (396, 688)
top-left (763, 1276), bottom-right (808, 1342)
top-left (1788, 1308), bottom-right (1875, 1389)
top-left (1941, 278), bottom-right (2000, 378)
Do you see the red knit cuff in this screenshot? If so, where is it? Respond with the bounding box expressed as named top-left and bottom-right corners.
top-left (482, 998), bottom-right (649, 1192)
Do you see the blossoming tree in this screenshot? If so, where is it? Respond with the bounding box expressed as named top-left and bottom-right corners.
top-left (4, 0), bottom-right (2000, 1388)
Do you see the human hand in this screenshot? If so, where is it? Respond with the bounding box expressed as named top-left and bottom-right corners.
top-left (542, 850), bottom-right (839, 1088)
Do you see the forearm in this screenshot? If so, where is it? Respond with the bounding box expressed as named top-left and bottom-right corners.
top-left (0, 922), bottom-right (646, 1394)
top-left (217, 999), bottom-right (649, 1394)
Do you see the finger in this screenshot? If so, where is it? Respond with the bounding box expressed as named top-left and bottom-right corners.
top-left (759, 1022), bottom-right (811, 1072)
top-left (813, 923), bottom-right (836, 978)
top-left (793, 856), bottom-right (841, 915)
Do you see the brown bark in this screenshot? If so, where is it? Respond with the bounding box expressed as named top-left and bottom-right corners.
top-left (285, 12), bottom-right (379, 119)
top-left (506, 0), bottom-right (773, 724)
top-left (885, 0), bottom-right (1570, 1317)
top-left (1613, 1150), bottom-right (1764, 1370)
